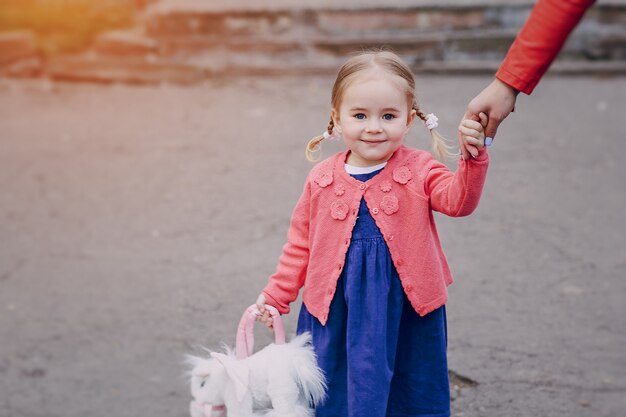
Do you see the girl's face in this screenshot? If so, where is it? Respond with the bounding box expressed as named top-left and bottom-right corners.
top-left (332, 71), bottom-right (417, 167)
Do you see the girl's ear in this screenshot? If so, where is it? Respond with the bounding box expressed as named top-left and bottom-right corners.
top-left (405, 108), bottom-right (417, 134)
top-left (331, 108), bottom-right (342, 133)
top-left (407, 108), bottom-right (417, 126)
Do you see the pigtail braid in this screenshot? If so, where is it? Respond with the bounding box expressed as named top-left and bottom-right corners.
top-left (306, 117), bottom-right (335, 163)
top-left (413, 106), bottom-right (458, 161)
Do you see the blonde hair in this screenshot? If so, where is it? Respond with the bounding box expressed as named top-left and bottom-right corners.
top-left (306, 50), bottom-right (456, 162)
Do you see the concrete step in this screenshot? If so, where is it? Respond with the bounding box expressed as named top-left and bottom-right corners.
top-left (45, 53), bottom-right (207, 85)
top-left (0, 31), bottom-right (43, 78)
top-left (0, 32), bottom-right (38, 66)
top-left (5, 0), bottom-right (626, 84)
top-left (143, 2), bottom-right (531, 39)
top-left (87, 25), bottom-right (626, 76)
top-left (44, 51), bottom-right (626, 86)
top-left (144, 1), bottom-right (626, 38)
top-left (93, 30), bottom-right (159, 56)
top-left (97, 1), bottom-right (626, 63)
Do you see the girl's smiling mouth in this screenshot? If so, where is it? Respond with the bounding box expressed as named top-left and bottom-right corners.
top-left (360, 139), bottom-right (387, 143)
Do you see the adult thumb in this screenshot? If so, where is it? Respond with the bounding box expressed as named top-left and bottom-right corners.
top-left (484, 118), bottom-right (501, 143)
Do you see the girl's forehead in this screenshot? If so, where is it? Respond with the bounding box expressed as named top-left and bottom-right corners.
top-left (340, 70), bottom-right (411, 106)
top-left (349, 69), bottom-right (407, 90)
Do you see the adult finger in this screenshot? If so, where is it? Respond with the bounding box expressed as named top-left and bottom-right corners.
top-left (483, 117), bottom-right (502, 144)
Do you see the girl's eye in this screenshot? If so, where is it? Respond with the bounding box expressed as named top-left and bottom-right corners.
top-left (354, 113), bottom-right (366, 120)
top-left (383, 114), bottom-right (395, 121)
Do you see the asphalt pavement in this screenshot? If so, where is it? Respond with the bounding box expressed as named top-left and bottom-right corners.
top-left (0, 73), bottom-right (625, 417)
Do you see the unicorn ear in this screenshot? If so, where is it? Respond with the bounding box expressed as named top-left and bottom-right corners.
top-left (187, 355), bottom-right (212, 377)
top-left (210, 352), bottom-right (249, 402)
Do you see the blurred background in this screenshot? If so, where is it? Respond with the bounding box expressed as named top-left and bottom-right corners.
top-left (1, 0), bottom-right (625, 81)
top-left (1, 1), bottom-right (625, 417)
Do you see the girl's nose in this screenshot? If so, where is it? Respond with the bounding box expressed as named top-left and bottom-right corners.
top-left (366, 119), bottom-right (382, 133)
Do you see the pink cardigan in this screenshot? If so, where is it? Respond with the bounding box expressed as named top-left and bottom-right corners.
top-left (263, 145), bottom-right (489, 325)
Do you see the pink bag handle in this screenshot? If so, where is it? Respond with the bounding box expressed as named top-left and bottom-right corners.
top-left (235, 304), bottom-right (285, 360)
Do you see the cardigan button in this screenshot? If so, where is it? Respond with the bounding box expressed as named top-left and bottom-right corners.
top-left (387, 234), bottom-right (394, 241)
top-left (405, 285), bottom-right (413, 292)
top-left (396, 258), bottom-right (403, 266)
top-left (371, 207), bottom-right (379, 215)
top-left (327, 288), bottom-right (334, 295)
top-left (359, 183), bottom-right (367, 190)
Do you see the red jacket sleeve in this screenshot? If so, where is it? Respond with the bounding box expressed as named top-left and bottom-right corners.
top-left (496, 0), bottom-right (596, 95)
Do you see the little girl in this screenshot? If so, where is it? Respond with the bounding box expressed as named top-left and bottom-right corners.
top-left (255, 51), bottom-right (488, 417)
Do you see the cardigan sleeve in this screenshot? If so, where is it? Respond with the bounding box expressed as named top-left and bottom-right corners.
top-left (496, 0), bottom-right (596, 95)
top-left (262, 179), bottom-right (311, 315)
top-left (424, 148), bottom-right (489, 217)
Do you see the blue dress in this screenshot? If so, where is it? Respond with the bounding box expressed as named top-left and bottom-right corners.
top-left (297, 169), bottom-right (451, 417)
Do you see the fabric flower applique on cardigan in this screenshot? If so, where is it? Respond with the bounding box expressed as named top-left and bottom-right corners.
top-left (314, 171), bottom-right (333, 188)
top-left (334, 184), bottom-right (345, 196)
top-left (330, 200), bottom-right (349, 220)
top-left (380, 195), bottom-right (399, 215)
top-left (380, 181), bottom-right (392, 193)
top-left (392, 166), bottom-right (411, 184)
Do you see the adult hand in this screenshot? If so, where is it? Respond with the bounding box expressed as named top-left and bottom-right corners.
top-left (460, 78), bottom-right (518, 159)
top-left (255, 293), bottom-right (273, 329)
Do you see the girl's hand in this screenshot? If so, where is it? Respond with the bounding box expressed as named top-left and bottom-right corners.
top-left (458, 112), bottom-right (488, 158)
top-left (255, 293), bottom-right (274, 330)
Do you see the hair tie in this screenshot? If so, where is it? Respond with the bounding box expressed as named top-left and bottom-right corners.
top-left (424, 113), bottom-right (439, 130)
top-left (323, 127), bottom-right (341, 141)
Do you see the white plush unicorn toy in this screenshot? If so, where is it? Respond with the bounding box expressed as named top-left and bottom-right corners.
top-left (188, 305), bottom-right (326, 417)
